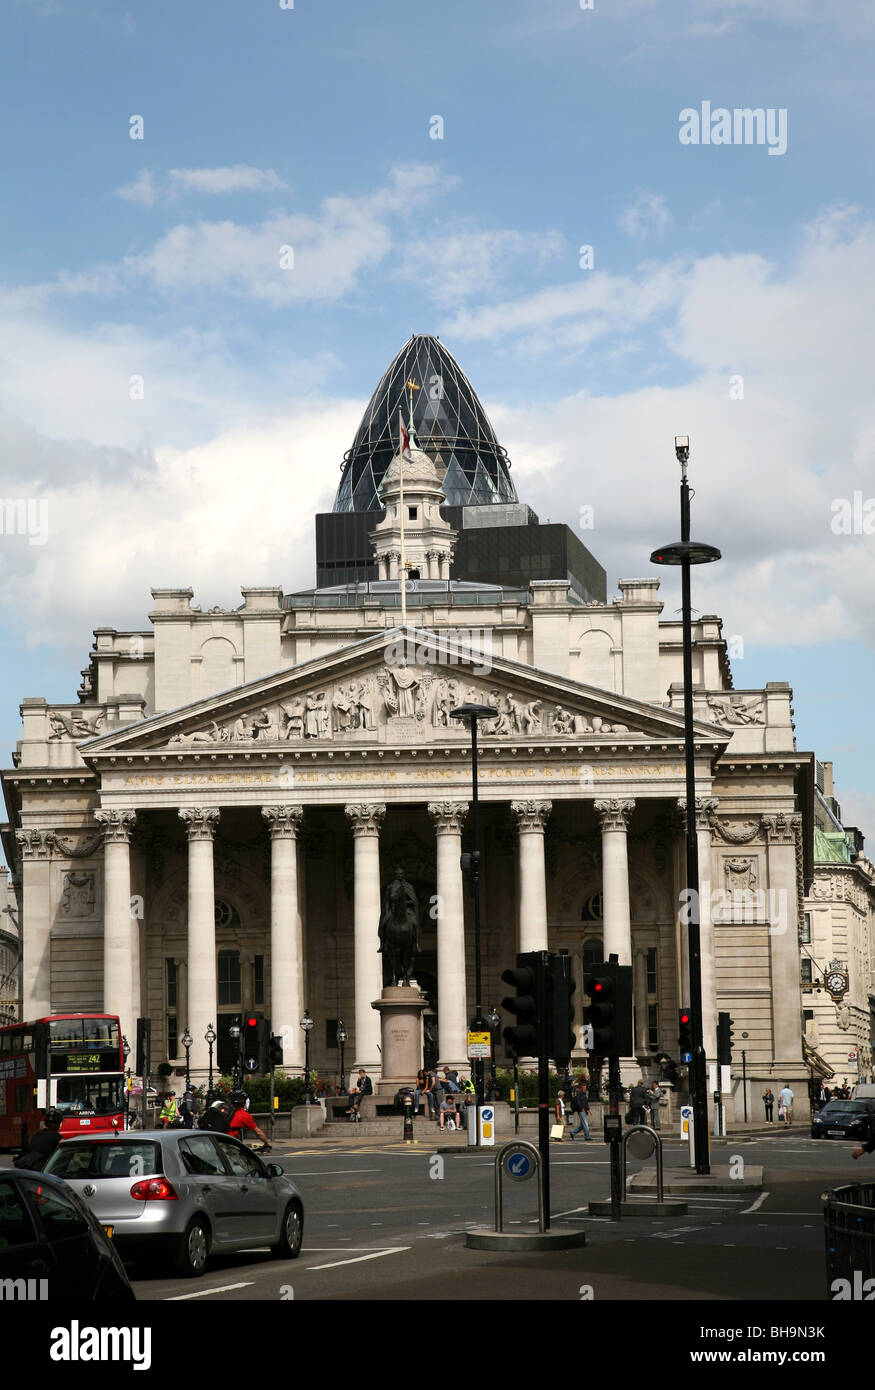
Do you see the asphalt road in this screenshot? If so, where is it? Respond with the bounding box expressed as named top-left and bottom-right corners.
top-left (115, 1133), bottom-right (863, 1302)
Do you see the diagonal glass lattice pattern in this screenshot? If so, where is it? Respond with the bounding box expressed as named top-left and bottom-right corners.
top-left (334, 335), bottom-right (517, 512)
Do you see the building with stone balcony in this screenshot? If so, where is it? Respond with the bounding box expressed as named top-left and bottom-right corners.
top-left (0, 336), bottom-right (822, 1113)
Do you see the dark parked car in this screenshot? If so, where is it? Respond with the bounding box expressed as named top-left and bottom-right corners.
top-left (811, 1100), bottom-right (875, 1140)
top-left (0, 1168), bottom-right (135, 1301)
top-left (44, 1129), bottom-right (304, 1276)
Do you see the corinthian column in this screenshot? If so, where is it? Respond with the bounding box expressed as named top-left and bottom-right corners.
top-left (345, 803), bottom-right (386, 1077)
top-left (428, 801), bottom-right (469, 1070)
top-left (262, 805), bottom-right (304, 1073)
top-left (511, 800), bottom-right (552, 953)
top-left (94, 809), bottom-right (138, 1047)
top-left (179, 808), bottom-right (220, 1074)
top-left (15, 829), bottom-right (54, 1019)
top-left (595, 799), bottom-right (635, 965)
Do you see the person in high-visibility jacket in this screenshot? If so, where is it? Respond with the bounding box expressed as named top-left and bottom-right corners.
top-left (159, 1092), bottom-right (179, 1128)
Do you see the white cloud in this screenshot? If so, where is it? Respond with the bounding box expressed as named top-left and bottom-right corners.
top-left (0, 403), bottom-right (359, 654)
top-left (115, 166), bottom-right (289, 205)
top-left (168, 165), bottom-right (288, 196)
top-left (619, 192), bottom-right (673, 240)
top-left (116, 170), bottom-right (158, 206)
top-left (398, 228), bottom-right (563, 307)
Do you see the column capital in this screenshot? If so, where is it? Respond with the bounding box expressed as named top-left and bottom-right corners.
top-left (345, 802), bottom-right (386, 837)
top-left (178, 807), bottom-right (220, 841)
top-left (760, 811), bottom-right (801, 845)
top-left (675, 795), bottom-right (719, 832)
top-left (94, 809), bottom-right (137, 844)
top-left (428, 801), bottom-right (469, 835)
top-left (262, 804), bottom-right (304, 838)
top-left (511, 799), bottom-right (552, 833)
top-left (14, 828), bottom-right (54, 859)
top-left (594, 798), bottom-right (635, 832)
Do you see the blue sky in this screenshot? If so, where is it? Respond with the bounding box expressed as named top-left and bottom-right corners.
top-left (1, 0), bottom-right (874, 833)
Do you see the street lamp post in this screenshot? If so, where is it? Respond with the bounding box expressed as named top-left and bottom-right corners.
top-left (451, 701), bottom-right (497, 1111)
top-left (181, 1029), bottom-right (192, 1094)
top-left (301, 1009), bottom-right (314, 1105)
top-left (337, 1020), bottom-right (348, 1095)
top-left (651, 435), bottom-right (721, 1176)
top-left (205, 1023), bottom-right (216, 1104)
top-left (122, 1035), bottom-right (130, 1129)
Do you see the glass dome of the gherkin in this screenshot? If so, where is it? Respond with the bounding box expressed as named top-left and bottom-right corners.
top-left (333, 335), bottom-right (517, 512)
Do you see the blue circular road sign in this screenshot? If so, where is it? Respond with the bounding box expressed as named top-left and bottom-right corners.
top-left (503, 1145), bottom-right (536, 1182)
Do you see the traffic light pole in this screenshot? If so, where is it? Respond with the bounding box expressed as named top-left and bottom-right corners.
top-left (680, 474), bottom-right (711, 1177)
top-left (538, 1049), bottom-right (551, 1230)
top-left (609, 1055), bottom-right (622, 1221)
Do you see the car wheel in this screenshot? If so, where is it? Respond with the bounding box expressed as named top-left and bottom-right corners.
top-left (175, 1218), bottom-right (210, 1277)
top-left (273, 1202), bottom-right (303, 1259)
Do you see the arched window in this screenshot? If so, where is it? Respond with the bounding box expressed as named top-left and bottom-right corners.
top-left (581, 890), bottom-right (603, 922)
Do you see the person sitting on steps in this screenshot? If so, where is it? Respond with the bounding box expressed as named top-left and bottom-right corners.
top-left (346, 1069), bottom-right (373, 1122)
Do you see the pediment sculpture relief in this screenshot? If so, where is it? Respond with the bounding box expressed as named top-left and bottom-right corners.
top-left (48, 708), bottom-right (105, 740)
top-left (704, 693), bottom-right (765, 726)
top-left (162, 664), bottom-right (645, 746)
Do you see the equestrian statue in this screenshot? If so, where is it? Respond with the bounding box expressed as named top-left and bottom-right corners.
top-left (378, 866), bottom-right (421, 987)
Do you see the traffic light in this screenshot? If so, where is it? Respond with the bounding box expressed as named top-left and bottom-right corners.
top-left (583, 958), bottom-right (633, 1056)
top-left (242, 1013), bottom-right (267, 1075)
top-left (501, 951), bottom-right (548, 1058)
top-left (717, 1011), bottom-right (734, 1066)
top-left (135, 1017), bottom-right (151, 1076)
top-left (678, 1008), bottom-right (693, 1062)
top-left (547, 952), bottom-right (576, 1066)
top-left (268, 1033), bottom-right (284, 1068)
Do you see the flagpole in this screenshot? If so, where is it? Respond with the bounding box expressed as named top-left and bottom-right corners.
top-left (399, 435), bottom-right (407, 629)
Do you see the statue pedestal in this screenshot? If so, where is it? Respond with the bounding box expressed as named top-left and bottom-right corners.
top-left (372, 985), bottom-right (429, 1098)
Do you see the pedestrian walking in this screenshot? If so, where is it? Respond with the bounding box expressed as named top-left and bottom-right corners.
top-left (568, 1084), bottom-right (591, 1140)
top-left (646, 1081), bottom-right (663, 1130)
top-left (762, 1088), bottom-right (775, 1122)
top-left (779, 1083), bottom-right (794, 1124)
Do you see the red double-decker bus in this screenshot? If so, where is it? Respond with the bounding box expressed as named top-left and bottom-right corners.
top-left (0, 1013), bottom-right (125, 1150)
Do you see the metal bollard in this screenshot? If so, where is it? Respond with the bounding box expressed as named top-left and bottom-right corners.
top-left (403, 1093), bottom-right (414, 1142)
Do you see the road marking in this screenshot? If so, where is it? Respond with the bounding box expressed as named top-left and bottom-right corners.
top-left (307, 1247), bottom-right (411, 1271)
top-left (548, 1205), bottom-right (590, 1220)
top-left (286, 1168), bottom-right (383, 1176)
top-left (166, 1282), bottom-right (254, 1300)
top-left (741, 1191), bottom-right (769, 1214)
top-left (650, 1226), bottom-right (708, 1239)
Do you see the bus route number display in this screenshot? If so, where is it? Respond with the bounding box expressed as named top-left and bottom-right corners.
top-left (64, 1053), bottom-right (102, 1072)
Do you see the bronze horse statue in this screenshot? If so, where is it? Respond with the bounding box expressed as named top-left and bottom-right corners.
top-left (378, 867), bottom-right (421, 986)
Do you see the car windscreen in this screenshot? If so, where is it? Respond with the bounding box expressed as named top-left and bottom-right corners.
top-left (821, 1102), bottom-right (868, 1115)
top-left (45, 1141), bottom-right (163, 1180)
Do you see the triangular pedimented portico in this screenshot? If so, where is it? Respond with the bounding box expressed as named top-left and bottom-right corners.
top-left (81, 623), bottom-right (728, 765)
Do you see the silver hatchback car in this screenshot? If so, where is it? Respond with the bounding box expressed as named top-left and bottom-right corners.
top-left (43, 1129), bottom-right (304, 1276)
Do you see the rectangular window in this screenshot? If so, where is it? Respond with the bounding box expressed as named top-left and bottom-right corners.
top-left (325, 1019), bottom-right (339, 1050)
top-left (218, 951), bottom-right (241, 1006)
top-left (167, 1015), bottom-right (178, 1058)
top-left (647, 1004), bottom-right (658, 1051)
top-left (801, 959), bottom-right (813, 984)
top-left (646, 948), bottom-right (657, 996)
top-left (166, 959), bottom-right (177, 1009)
top-left (801, 912), bottom-right (811, 944)
top-left (254, 957), bottom-right (264, 1007)
top-left (407, 506), bottom-right (417, 521)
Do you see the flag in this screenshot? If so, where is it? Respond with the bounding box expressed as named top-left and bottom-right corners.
top-left (398, 410), bottom-right (412, 461)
